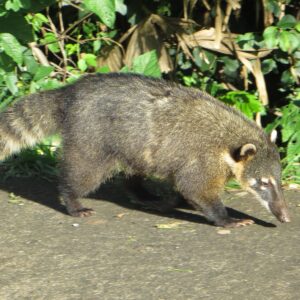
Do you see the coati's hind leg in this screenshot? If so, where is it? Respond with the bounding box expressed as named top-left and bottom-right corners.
top-left (175, 168), bottom-right (254, 228)
top-left (59, 151), bottom-right (116, 217)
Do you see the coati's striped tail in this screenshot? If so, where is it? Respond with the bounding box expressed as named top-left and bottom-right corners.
top-left (0, 90), bottom-right (62, 161)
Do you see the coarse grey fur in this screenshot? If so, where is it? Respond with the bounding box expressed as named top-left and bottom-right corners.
top-left (0, 73), bottom-right (290, 227)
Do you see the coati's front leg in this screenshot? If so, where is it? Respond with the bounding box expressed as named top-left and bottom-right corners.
top-left (175, 169), bottom-right (254, 228)
top-left (197, 198), bottom-right (254, 228)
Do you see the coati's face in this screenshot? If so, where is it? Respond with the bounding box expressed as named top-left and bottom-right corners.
top-left (225, 136), bottom-right (290, 223)
top-left (242, 154), bottom-right (290, 223)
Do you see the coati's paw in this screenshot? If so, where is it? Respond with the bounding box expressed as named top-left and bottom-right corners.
top-left (69, 208), bottom-right (95, 217)
top-left (217, 218), bottom-right (255, 228)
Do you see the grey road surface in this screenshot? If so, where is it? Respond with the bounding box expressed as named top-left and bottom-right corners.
top-left (0, 176), bottom-right (299, 300)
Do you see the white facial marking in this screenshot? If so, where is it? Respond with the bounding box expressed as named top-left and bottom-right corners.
top-left (248, 178), bottom-right (257, 186)
top-left (261, 177), bottom-right (269, 184)
top-left (270, 176), bottom-right (276, 186)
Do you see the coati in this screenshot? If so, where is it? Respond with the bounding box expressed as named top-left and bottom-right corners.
top-left (0, 73), bottom-right (290, 227)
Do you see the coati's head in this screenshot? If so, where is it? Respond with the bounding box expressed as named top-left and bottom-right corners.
top-left (224, 131), bottom-right (290, 223)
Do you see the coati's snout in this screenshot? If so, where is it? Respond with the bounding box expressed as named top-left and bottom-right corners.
top-left (247, 177), bottom-right (291, 223)
top-left (224, 141), bottom-right (291, 224)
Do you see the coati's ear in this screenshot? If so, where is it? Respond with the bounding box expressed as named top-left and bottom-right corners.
top-left (233, 143), bottom-right (257, 162)
top-left (270, 129), bottom-right (277, 143)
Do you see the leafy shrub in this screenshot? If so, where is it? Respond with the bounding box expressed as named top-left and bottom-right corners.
top-left (0, 0), bottom-right (299, 184)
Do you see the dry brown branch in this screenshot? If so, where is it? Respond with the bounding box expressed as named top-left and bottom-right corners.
top-left (223, 0), bottom-right (241, 31)
top-left (97, 45), bottom-right (123, 71)
top-left (262, 0), bottom-right (274, 26)
top-left (183, 28), bottom-right (271, 59)
top-left (46, 8), bottom-right (68, 80)
top-left (28, 42), bottom-right (50, 66)
top-left (121, 14), bottom-right (193, 72)
top-left (214, 0), bottom-right (223, 49)
top-left (201, 0), bottom-right (211, 11)
top-left (252, 58), bottom-right (269, 105)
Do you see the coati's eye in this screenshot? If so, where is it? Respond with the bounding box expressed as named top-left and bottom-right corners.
top-left (261, 178), bottom-right (270, 188)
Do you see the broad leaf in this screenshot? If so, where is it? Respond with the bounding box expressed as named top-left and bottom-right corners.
top-left (4, 72), bottom-right (18, 95)
top-left (131, 51), bottom-right (161, 78)
top-left (84, 0), bottom-right (116, 28)
top-left (263, 26), bottom-right (278, 48)
top-left (0, 33), bottom-right (23, 65)
top-left (279, 31), bottom-right (290, 52)
top-left (33, 66), bottom-right (54, 81)
top-left (277, 14), bottom-right (296, 29)
top-left (0, 13), bottom-right (33, 42)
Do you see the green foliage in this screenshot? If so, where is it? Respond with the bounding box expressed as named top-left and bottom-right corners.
top-left (0, 0), bottom-right (299, 184)
top-left (0, 135), bottom-right (60, 181)
top-left (121, 51), bottom-right (161, 78)
top-left (263, 15), bottom-right (300, 53)
top-left (0, 33), bottom-right (24, 65)
top-left (267, 103), bottom-right (300, 184)
top-left (84, 0), bottom-right (116, 28)
top-left (83, 0), bottom-right (127, 28)
top-left (220, 91), bottom-right (265, 119)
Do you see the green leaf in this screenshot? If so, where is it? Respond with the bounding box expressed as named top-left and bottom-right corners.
top-left (295, 22), bottom-right (300, 32)
top-left (120, 65), bottom-right (129, 72)
top-left (83, 53), bottom-right (97, 67)
top-left (0, 13), bottom-right (34, 42)
top-left (194, 49), bottom-right (217, 73)
top-left (33, 65), bottom-right (54, 81)
top-left (277, 14), bottom-right (296, 29)
top-left (281, 69), bottom-right (295, 85)
top-left (236, 32), bottom-right (255, 50)
top-left (93, 40), bottom-right (101, 52)
top-left (41, 33), bottom-right (60, 53)
top-left (279, 31), bottom-right (291, 52)
top-left (78, 59), bottom-right (87, 71)
top-left (219, 91), bottom-right (264, 119)
top-left (0, 52), bottom-right (15, 72)
top-left (263, 26), bottom-right (279, 48)
top-left (131, 50), bottom-right (161, 78)
top-left (221, 56), bottom-right (239, 78)
top-left (28, 13), bottom-right (49, 31)
top-left (262, 58), bottom-right (277, 74)
top-left (0, 33), bottom-right (23, 65)
top-left (4, 72), bottom-right (18, 95)
top-left (28, 0), bottom-right (56, 13)
top-left (38, 78), bottom-right (63, 90)
top-left (84, 0), bottom-right (116, 28)
top-left (266, 0), bottom-right (280, 17)
top-left (5, 0), bottom-right (23, 12)
top-left (288, 32), bottom-right (300, 53)
top-left (115, 0), bottom-right (127, 15)
top-left (96, 65), bottom-right (110, 73)
top-left (23, 49), bottom-right (39, 74)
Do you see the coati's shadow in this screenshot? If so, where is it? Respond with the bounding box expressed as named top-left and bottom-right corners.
top-left (0, 174), bottom-right (276, 228)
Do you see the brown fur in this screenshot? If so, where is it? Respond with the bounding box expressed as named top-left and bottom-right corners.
top-left (0, 73), bottom-right (289, 227)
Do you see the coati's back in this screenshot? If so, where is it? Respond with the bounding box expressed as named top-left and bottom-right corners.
top-left (67, 74), bottom-right (270, 176)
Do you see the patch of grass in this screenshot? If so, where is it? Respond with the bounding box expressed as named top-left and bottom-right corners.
top-left (0, 136), bottom-right (60, 181)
